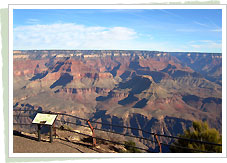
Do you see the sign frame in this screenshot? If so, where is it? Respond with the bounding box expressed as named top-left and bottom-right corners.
top-left (32, 113), bottom-right (58, 143)
top-left (32, 113), bottom-right (58, 126)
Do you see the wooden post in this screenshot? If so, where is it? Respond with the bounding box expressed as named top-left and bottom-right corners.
top-left (87, 120), bottom-right (96, 147)
top-left (154, 134), bottom-right (162, 153)
top-left (53, 122), bottom-right (56, 138)
top-left (37, 124), bottom-right (41, 142)
top-left (50, 125), bottom-right (53, 143)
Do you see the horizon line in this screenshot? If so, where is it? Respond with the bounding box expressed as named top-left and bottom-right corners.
top-left (13, 49), bottom-right (222, 54)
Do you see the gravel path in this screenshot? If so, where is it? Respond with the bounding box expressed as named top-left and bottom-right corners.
top-left (13, 132), bottom-right (101, 153)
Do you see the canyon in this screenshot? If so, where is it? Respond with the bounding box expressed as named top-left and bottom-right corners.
top-left (13, 50), bottom-right (222, 151)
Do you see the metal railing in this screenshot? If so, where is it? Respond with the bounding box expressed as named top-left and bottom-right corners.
top-left (13, 108), bottom-right (222, 153)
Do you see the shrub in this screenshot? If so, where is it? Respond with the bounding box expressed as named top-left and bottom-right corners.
top-left (60, 124), bottom-right (74, 131)
top-left (121, 140), bottom-right (141, 153)
top-left (170, 121), bottom-right (222, 153)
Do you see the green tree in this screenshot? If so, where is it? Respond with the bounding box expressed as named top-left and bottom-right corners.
top-left (170, 121), bottom-right (222, 153)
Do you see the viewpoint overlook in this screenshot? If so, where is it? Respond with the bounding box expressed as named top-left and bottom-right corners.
top-left (13, 50), bottom-right (222, 152)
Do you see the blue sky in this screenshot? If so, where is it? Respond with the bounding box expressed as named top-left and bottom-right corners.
top-left (13, 9), bottom-right (222, 53)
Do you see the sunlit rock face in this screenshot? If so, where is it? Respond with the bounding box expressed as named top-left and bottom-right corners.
top-left (13, 50), bottom-right (222, 149)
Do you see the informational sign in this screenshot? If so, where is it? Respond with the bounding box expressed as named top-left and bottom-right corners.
top-left (32, 113), bottom-right (57, 125)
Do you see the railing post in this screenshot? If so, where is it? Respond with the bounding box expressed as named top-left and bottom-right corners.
top-left (154, 133), bottom-right (162, 153)
top-left (87, 120), bottom-right (96, 147)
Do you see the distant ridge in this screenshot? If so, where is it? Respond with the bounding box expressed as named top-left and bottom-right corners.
top-left (13, 49), bottom-right (222, 150)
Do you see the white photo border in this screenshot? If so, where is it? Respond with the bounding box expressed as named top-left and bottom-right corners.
top-left (8, 4), bottom-right (227, 158)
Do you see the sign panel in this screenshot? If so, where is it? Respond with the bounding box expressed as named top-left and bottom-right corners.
top-left (32, 113), bottom-right (57, 125)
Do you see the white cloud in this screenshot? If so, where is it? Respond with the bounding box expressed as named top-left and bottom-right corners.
top-left (177, 27), bottom-right (222, 33)
top-left (176, 28), bottom-right (198, 32)
top-left (193, 21), bottom-right (209, 27)
top-left (189, 40), bottom-right (222, 50)
top-left (13, 22), bottom-right (221, 53)
top-left (13, 23), bottom-right (137, 50)
top-left (26, 18), bottom-right (40, 24)
top-left (210, 28), bottom-right (222, 32)
top-left (190, 44), bottom-right (202, 48)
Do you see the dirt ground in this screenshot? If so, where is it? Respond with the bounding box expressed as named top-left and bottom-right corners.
top-left (13, 136), bottom-right (99, 153)
top-left (13, 130), bottom-right (121, 153)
